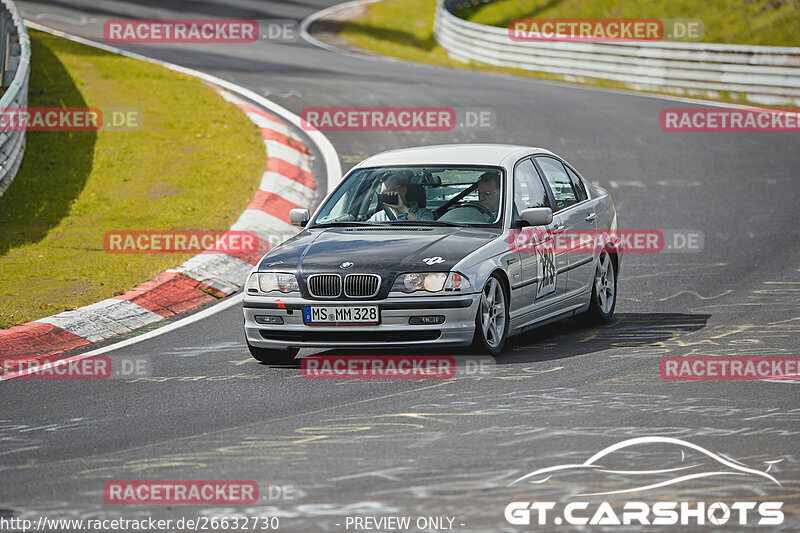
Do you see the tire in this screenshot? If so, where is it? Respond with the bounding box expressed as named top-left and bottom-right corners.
top-left (247, 341), bottom-right (299, 364)
top-left (470, 275), bottom-right (509, 356)
top-left (585, 250), bottom-right (617, 323)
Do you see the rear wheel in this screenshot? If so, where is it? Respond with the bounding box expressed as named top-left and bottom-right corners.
top-left (585, 250), bottom-right (616, 323)
top-left (471, 275), bottom-right (509, 356)
top-left (247, 341), bottom-right (299, 364)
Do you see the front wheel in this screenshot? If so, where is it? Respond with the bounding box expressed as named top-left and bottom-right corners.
top-left (585, 250), bottom-right (616, 323)
top-left (247, 341), bottom-right (299, 364)
top-left (471, 275), bottom-right (509, 356)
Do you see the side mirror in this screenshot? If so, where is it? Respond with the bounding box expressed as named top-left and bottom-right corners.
top-left (289, 208), bottom-right (310, 227)
top-left (520, 207), bottom-right (553, 227)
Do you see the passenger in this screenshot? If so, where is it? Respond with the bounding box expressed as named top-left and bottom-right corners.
top-left (370, 170), bottom-right (435, 221)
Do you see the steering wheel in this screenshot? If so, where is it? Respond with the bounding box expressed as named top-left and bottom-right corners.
top-left (434, 182), bottom-right (479, 218)
top-left (462, 203), bottom-right (495, 221)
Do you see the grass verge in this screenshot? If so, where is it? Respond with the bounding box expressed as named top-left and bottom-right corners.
top-left (0, 30), bottom-right (265, 328)
top-left (340, 0), bottom-right (797, 105)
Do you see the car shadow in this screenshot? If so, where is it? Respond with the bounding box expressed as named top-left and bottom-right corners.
top-left (498, 312), bottom-right (711, 364)
top-left (281, 313), bottom-right (710, 367)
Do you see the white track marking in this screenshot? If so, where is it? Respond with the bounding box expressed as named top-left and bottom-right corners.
top-left (37, 299), bottom-right (163, 342)
top-left (246, 113), bottom-right (294, 135)
top-left (266, 141), bottom-right (314, 172)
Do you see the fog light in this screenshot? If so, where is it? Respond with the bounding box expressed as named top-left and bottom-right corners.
top-left (255, 315), bottom-right (284, 325)
top-left (409, 315), bottom-right (445, 325)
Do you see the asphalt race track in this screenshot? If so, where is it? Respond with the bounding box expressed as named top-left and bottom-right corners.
top-left (2, 1), bottom-right (799, 531)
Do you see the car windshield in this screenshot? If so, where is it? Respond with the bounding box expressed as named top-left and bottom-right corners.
top-left (311, 166), bottom-right (505, 227)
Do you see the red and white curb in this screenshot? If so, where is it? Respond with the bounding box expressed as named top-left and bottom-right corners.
top-left (0, 85), bottom-right (316, 359)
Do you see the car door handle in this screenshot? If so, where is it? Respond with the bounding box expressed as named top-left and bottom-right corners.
top-left (585, 212), bottom-right (597, 222)
top-left (552, 224), bottom-right (565, 233)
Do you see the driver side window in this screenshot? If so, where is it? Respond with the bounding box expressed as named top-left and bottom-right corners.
top-left (514, 159), bottom-right (550, 213)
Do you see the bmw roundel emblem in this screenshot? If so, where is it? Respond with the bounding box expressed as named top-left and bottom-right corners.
top-left (340, 261), bottom-right (354, 269)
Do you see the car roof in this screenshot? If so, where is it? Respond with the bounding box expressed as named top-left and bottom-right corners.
top-left (355, 144), bottom-right (554, 168)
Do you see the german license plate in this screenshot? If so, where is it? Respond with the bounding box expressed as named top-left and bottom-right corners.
top-left (304, 305), bottom-right (379, 325)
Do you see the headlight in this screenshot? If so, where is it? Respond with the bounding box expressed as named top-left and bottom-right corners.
top-left (444, 272), bottom-right (471, 291)
top-left (246, 272), bottom-right (299, 294)
top-left (392, 272), bottom-right (471, 293)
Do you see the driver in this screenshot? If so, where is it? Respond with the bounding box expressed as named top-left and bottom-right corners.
top-left (476, 171), bottom-right (501, 222)
top-left (370, 170), bottom-right (435, 222)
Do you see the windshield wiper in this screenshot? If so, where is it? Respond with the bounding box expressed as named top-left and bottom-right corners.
top-left (310, 221), bottom-right (383, 228)
top-left (384, 220), bottom-right (465, 227)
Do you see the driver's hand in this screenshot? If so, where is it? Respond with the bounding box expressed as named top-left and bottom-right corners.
top-left (390, 194), bottom-right (408, 212)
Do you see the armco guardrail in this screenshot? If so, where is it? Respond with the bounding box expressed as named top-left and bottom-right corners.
top-left (434, 0), bottom-right (800, 106)
top-left (0, 0), bottom-right (29, 198)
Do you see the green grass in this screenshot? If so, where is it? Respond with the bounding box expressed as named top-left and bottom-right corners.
top-left (341, 0), bottom-right (453, 63)
top-left (341, 0), bottom-right (599, 83)
top-left (0, 30), bottom-right (265, 328)
top-left (459, 0), bottom-right (800, 47)
top-left (340, 0), bottom-right (797, 105)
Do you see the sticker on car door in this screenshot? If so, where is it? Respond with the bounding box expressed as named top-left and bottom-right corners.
top-left (536, 244), bottom-right (557, 299)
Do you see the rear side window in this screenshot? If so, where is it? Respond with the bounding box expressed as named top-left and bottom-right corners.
top-left (514, 159), bottom-right (550, 211)
top-left (536, 156), bottom-right (577, 211)
top-left (566, 166), bottom-right (588, 202)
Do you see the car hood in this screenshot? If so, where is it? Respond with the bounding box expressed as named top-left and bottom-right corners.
top-left (258, 226), bottom-right (501, 298)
